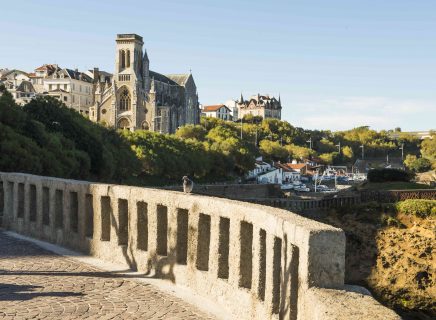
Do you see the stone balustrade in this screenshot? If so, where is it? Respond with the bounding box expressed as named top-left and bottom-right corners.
top-left (0, 172), bottom-right (399, 320)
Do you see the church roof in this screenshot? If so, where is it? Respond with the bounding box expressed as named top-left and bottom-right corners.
top-left (165, 74), bottom-right (190, 86)
top-left (149, 70), bottom-right (179, 86)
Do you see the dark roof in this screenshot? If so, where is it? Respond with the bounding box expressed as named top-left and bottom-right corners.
top-left (64, 69), bottom-right (93, 83)
top-left (166, 74), bottom-right (190, 86)
top-left (149, 70), bottom-right (179, 86)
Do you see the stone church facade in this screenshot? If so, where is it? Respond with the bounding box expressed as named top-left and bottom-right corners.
top-left (90, 34), bottom-right (199, 133)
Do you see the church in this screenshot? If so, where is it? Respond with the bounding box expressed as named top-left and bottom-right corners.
top-left (90, 34), bottom-right (200, 133)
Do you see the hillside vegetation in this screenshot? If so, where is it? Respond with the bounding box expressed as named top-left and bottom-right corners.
top-left (316, 200), bottom-right (436, 320)
top-left (1, 84), bottom-right (433, 184)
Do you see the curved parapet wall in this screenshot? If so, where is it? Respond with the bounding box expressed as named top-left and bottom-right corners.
top-left (0, 172), bottom-right (399, 320)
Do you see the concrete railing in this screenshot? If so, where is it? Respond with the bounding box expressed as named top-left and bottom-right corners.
top-left (0, 172), bottom-right (399, 320)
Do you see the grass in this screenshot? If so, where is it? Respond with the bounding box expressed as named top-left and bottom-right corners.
top-left (359, 181), bottom-right (435, 191)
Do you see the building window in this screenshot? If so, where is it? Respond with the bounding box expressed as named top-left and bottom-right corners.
top-left (119, 88), bottom-right (131, 111)
top-left (102, 109), bottom-right (107, 114)
top-left (117, 118), bottom-right (130, 130)
top-left (141, 121), bottom-right (149, 130)
top-left (49, 84), bottom-right (52, 91)
top-left (64, 84), bottom-right (67, 90)
top-left (64, 96), bottom-right (67, 102)
top-left (126, 50), bottom-right (130, 68)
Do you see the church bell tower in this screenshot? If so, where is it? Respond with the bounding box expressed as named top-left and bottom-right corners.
top-left (113, 34), bottom-right (149, 130)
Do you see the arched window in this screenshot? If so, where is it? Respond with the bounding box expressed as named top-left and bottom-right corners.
top-left (141, 121), bottom-right (149, 130)
top-left (119, 88), bottom-right (131, 110)
top-left (118, 118), bottom-right (130, 130)
top-left (126, 50), bottom-right (130, 68)
top-left (120, 50), bottom-right (126, 69)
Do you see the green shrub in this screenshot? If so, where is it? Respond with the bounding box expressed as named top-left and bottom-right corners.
top-left (395, 199), bottom-right (436, 218)
top-left (367, 168), bottom-right (413, 183)
top-left (409, 157), bottom-right (432, 173)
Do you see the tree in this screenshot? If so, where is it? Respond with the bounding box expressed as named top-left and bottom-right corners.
top-left (259, 140), bottom-right (288, 161)
top-left (284, 144), bottom-right (314, 160)
top-left (342, 146), bottom-right (354, 160)
top-left (410, 158), bottom-right (432, 173)
top-left (420, 134), bottom-right (436, 168)
top-left (175, 124), bottom-right (207, 141)
top-left (318, 152), bottom-right (339, 165)
top-left (404, 154), bottom-right (417, 169)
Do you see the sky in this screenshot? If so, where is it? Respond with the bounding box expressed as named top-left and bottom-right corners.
top-left (1, 0), bottom-right (435, 131)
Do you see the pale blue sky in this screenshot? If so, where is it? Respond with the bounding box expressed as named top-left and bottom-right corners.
top-left (1, 0), bottom-right (435, 131)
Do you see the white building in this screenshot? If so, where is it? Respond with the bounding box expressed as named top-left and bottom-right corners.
top-left (43, 68), bottom-right (94, 115)
top-left (224, 99), bottom-right (238, 120)
top-left (247, 158), bottom-right (272, 179)
top-left (257, 167), bottom-right (283, 184)
top-left (0, 69), bottom-right (38, 105)
top-left (202, 104), bottom-right (232, 121)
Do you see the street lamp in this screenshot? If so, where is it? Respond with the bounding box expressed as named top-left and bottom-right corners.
top-left (240, 116), bottom-right (243, 139)
top-left (359, 145), bottom-right (365, 160)
top-left (306, 137), bottom-right (312, 149)
top-left (399, 143), bottom-right (404, 161)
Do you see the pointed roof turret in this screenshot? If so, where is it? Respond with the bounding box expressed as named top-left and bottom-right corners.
top-left (239, 92), bottom-right (244, 104)
top-left (278, 93), bottom-right (281, 104)
top-left (143, 49), bottom-right (149, 62)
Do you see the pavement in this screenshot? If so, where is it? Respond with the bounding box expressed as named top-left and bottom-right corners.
top-left (0, 231), bottom-right (216, 320)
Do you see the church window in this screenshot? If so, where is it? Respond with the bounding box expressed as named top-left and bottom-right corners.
top-left (120, 50), bottom-right (126, 69)
top-left (126, 50), bottom-right (130, 68)
top-left (102, 109), bottom-right (107, 114)
top-left (119, 88), bottom-right (131, 111)
top-left (118, 118), bottom-right (130, 130)
top-left (141, 121), bottom-right (149, 130)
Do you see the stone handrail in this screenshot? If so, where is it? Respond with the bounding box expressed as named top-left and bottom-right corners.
top-left (0, 172), bottom-right (399, 320)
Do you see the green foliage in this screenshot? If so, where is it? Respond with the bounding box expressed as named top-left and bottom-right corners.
top-left (367, 168), bottom-right (413, 183)
top-left (175, 124), bottom-right (207, 141)
top-left (0, 93), bottom-right (140, 182)
top-left (407, 157), bottom-right (432, 173)
top-left (396, 200), bottom-right (436, 218)
top-left (420, 134), bottom-right (436, 168)
top-left (404, 154), bottom-right (417, 169)
top-left (259, 140), bottom-right (287, 161)
top-left (284, 143), bottom-right (314, 160)
top-left (342, 145), bottom-right (354, 160)
top-left (318, 152), bottom-right (339, 164)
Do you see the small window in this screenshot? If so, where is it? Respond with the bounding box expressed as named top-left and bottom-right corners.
top-left (102, 109), bottom-right (107, 114)
top-left (63, 96), bottom-right (67, 102)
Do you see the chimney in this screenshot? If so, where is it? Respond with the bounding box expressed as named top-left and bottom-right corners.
top-left (93, 67), bottom-right (99, 83)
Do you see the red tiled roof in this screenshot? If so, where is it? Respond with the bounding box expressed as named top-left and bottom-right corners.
top-left (203, 104), bottom-right (228, 112)
top-left (286, 163), bottom-right (307, 170)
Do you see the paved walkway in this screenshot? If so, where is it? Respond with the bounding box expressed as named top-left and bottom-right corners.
top-left (0, 231), bottom-right (215, 320)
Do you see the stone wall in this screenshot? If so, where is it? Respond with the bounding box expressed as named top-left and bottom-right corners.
top-left (164, 183), bottom-right (283, 200)
top-left (0, 172), bottom-right (399, 320)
